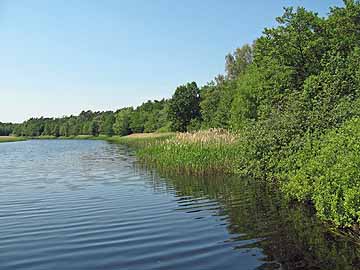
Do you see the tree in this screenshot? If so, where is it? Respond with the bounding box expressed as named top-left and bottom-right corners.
top-left (168, 82), bottom-right (201, 132)
top-left (99, 112), bottom-right (115, 136)
top-left (255, 7), bottom-right (325, 88)
top-left (113, 108), bottom-right (133, 136)
top-left (129, 110), bottom-right (145, 133)
top-left (0, 122), bottom-right (14, 136)
top-left (59, 122), bottom-right (70, 137)
top-left (200, 82), bottom-right (221, 128)
top-left (225, 44), bottom-right (253, 80)
top-left (90, 120), bottom-right (100, 136)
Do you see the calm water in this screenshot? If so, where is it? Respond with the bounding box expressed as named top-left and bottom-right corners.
top-left (0, 140), bottom-right (359, 270)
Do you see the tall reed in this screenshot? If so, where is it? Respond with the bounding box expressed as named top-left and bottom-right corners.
top-left (136, 129), bottom-right (245, 175)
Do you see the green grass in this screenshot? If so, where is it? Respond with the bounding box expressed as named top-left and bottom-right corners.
top-left (28, 133), bottom-right (173, 146)
top-left (0, 136), bottom-right (27, 143)
top-left (124, 130), bottom-right (244, 176)
top-left (107, 133), bottom-right (175, 148)
top-left (32, 135), bottom-right (58, 139)
top-left (137, 142), bottom-right (243, 175)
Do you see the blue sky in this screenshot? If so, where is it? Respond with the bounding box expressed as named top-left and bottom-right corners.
top-left (0, 0), bottom-right (343, 123)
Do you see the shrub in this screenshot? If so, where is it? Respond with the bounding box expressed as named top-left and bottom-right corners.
top-left (280, 117), bottom-right (360, 227)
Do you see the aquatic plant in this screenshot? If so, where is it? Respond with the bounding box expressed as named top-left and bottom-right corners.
top-left (135, 129), bottom-right (245, 176)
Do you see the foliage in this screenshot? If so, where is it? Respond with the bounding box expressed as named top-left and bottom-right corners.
top-left (225, 44), bottom-right (253, 80)
top-left (11, 99), bottom-right (170, 138)
top-left (0, 122), bottom-right (16, 136)
top-left (168, 82), bottom-right (201, 132)
top-left (280, 117), bottom-right (360, 227)
top-left (113, 107), bottom-right (133, 136)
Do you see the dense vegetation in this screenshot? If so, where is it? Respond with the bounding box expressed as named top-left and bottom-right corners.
top-left (2, 99), bottom-right (170, 137)
top-left (0, 122), bottom-right (16, 136)
top-left (2, 1), bottom-right (360, 227)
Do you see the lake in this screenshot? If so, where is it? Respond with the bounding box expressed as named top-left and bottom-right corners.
top-left (0, 140), bottom-right (359, 270)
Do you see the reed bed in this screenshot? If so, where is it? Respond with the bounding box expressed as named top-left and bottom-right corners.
top-left (175, 129), bottom-right (238, 145)
top-left (108, 133), bottom-right (175, 148)
top-left (136, 129), bottom-right (245, 176)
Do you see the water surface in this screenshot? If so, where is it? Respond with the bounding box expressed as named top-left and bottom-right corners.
top-left (0, 140), bottom-right (359, 270)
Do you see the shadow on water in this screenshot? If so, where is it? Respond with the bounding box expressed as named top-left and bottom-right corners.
top-left (138, 166), bottom-right (360, 270)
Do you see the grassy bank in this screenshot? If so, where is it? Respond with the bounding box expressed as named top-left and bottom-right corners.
top-left (106, 133), bottom-right (175, 147)
top-left (29, 133), bottom-right (175, 145)
top-left (135, 129), bottom-right (242, 175)
top-left (0, 136), bottom-right (27, 143)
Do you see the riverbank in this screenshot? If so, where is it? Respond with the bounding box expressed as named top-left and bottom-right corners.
top-left (110, 127), bottom-right (360, 232)
top-left (106, 132), bottom-right (175, 147)
top-left (0, 136), bottom-right (27, 143)
top-left (135, 129), bottom-right (241, 176)
top-left (29, 133), bottom-right (174, 143)
top-left (30, 135), bottom-right (108, 140)
top-left (10, 128), bottom-right (360, 230)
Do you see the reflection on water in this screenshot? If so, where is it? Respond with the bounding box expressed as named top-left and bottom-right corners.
top-left (0, 140), bottom-right (359, 270)
top-left (146, 173), bottom-right (360, 270)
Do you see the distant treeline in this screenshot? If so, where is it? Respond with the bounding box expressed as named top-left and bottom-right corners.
top-left (0, 122), bottom-right (15, 136)
top-left (0, 44), bottom-right (252, 137)
top-left (6, 99), bottom-right (170, 137)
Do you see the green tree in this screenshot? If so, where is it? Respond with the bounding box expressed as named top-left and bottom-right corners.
top-left (225, 44), bottom-right (253, 80)
top-left (168, 82), bottom-right (201, 132)
top-left (99, 112), bottom-right (115, 136)
top-left (130, 110), bottom-right (145, 133)
top-left (113, 108), bottom-right (133, 136)
top-left (200, 82), bottom-right (221, 128)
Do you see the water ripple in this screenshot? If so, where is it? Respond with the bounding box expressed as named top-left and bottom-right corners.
top-left (0, 140), bottom-right (359, 270)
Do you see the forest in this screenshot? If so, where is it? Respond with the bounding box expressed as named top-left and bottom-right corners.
top-left (1, 1), bottom-right (360, 227)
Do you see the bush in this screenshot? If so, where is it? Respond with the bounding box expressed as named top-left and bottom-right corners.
top-left (280, 117), bottom-right (360, 227)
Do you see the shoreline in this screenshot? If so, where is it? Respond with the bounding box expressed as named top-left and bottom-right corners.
top-left (8, 132), bottom-right (360, 237)
top-left (25, 133), bottom-right (174, 144)
top-left (0, 136), bottom-right (27, 143)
